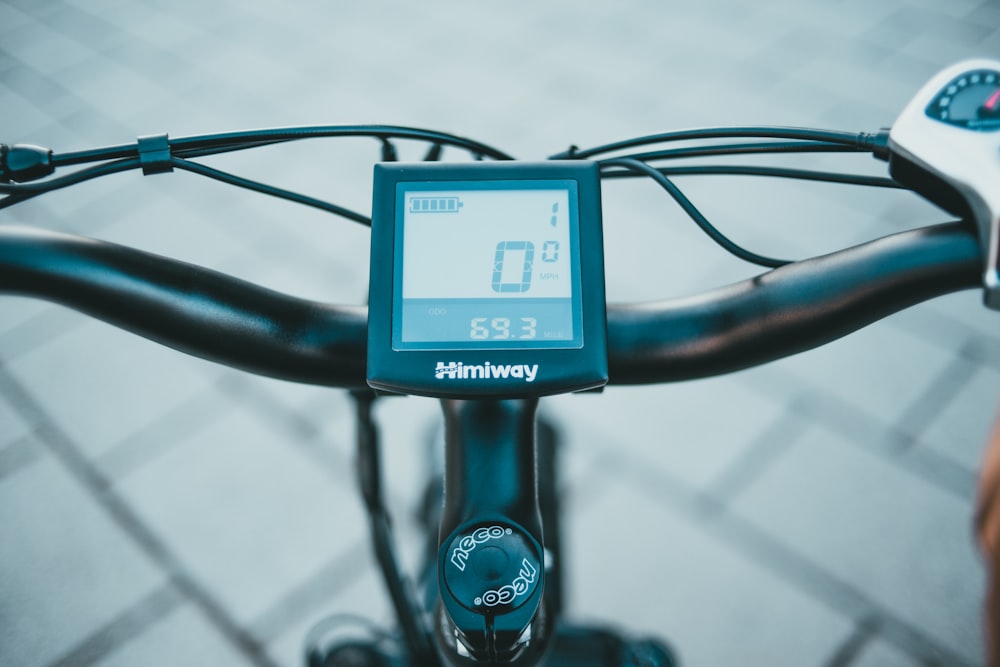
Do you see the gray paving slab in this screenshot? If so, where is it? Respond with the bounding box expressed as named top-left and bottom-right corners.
top-left (92, 604), bottom-right (253, 667)
top-left (94, 382), bottom-right (235, 483)
top-left (113, 406), bottom-right (367, 628)
top-left (923, 290), bottom-right (1000, 345)
top-left (4, 319), bottom-right (223, 460)
top-left (0, 453), bottom-right (166, 667)
top-left (546, 377), bottom-right (789, 492)
top-left (732, 421), bottom-right (985, 664)
top-left (565, 478), bottom-right (855, 666)
top-left (771, 317), bottom-right (961, 430)
top-left (229, 215), bottom-right (372, 304)
top-left (921, 361), bottom-right (1000, 473)
top-left (1, 20), bottom-right (93, 78)
top-left (95, 194), bottom-right (255, 270)
top-left (0, 306), bottom-right (90, 374)
top-left (0, 297), bottom-right (52, 338)
top-left (1, 1), bottom-right (999, 666)
top-left (0, 84), bottom-right (51, 138)
top-left (221, 373), bottom-right (356, 439)
top-left (852, 636), bottom-right (925, 667)
top-left (0, 392), bottom-right (32, 448)
top-left (0, 434), bottom-right (44, 482)
top-left (370, 395), bottom-right (445, 510)
top-left (265, 567), bottom-right (392, 667)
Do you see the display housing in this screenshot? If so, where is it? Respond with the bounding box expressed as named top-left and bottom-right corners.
top-left (367, 161), bottom-right (607, 398)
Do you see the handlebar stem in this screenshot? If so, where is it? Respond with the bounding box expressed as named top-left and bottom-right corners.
top-left (438, 399), bottom-right (543, 540)
top-left (435, 399), bottom-right (553, 666)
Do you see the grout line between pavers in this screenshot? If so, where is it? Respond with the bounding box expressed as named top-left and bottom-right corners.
top-left (797, 390), bottom-right (980, 503)
top-left (1, 52), bottom-right (134, 139)
top-left (573, 423), bottom-right (978, 665)
top-left (556, 455), bottom-right (624, 520)
top-left (748, 364), bottom-right (982, 503)
top-left (214, 373), bottom-right (356, 484)
top-left (45, 584), bottom-right (184, 667)
top-left (820, 614), bottom-right (880, 667)
top-left (707, 511), bottom-right (978, 667)
top-left (889, 306), bottom-right (1000, 367)
top-left (891, 352), bottom-right (980, 450)
top-left (246, 541), bottom-right (371, 644)
top-left (699, 399), bottom-right (811, 511)
top-left (0, 305), bottom-right (87, 362)
top-left (574, 381), bottom-right (980, 665)
top-left (900, 440), bottom-right (980, 500)
top-left (95, 381), bottom-right (234, 483)
top-left (0, 432), bottom-right (45, 481)
top-left (215, 373), bottom-right (323, 444)
top-left (0, 365), bottom-right (282, 667)
top-left (215, 375), bottom-right (437, 532)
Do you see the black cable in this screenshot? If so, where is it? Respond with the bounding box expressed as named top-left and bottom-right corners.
top-left (166, 125), bottom-right (515, 161)
top-left (170, 140), bottom-right (294, 161)
top-left (352, 391), bottom-right (436, 663)
top-left (0, 158), bottom-right (141, 195)
top-left (49, 125), bottom-right (871, 171)
top-left (1, 125), bottom-right (511, 215)
top-left (0, 193), bottom-right (34, 210)
top-left (52, 143), bottom-right (141, 167)
top-left (551, 126), bottom-right (882, 160)
top-left (602, 157), bottom-right (791, 268)
top-left (49, 125), bottom-right (515, 168)
top-left (1, 155), bottom-right (372, 223)
top-left (170, 158), bottom-right (371, 225)
top-left (607, 140), bottom-right (862, 164)
top-left (600, 164), bottom-right (903, 188)
top-left (51, 136), bottom-right (299, 167)
top-left (0, 158), bottom-right (141, 210)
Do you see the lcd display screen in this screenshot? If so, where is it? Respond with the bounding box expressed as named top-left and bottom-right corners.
top-left (393, 181), bottom-right (583, 350)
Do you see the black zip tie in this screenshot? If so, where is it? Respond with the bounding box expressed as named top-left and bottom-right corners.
top-left (137, 133), bottom-right (173, 175)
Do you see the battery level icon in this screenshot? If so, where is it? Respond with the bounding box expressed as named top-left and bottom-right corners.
top-left (410, 196), bottom-right (463, 213)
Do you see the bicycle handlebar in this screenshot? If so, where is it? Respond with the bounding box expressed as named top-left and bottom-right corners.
top-left (607, 221), bottom-right (980, 383)
top-left (0, 221), bottom-right (981, 389)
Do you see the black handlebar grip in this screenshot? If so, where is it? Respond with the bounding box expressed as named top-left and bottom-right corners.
top-left (0, 225), bottom-right (368, 387)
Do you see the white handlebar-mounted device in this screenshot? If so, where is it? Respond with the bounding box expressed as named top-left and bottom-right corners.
top-left (889, 58), bottom-right (1000, 309)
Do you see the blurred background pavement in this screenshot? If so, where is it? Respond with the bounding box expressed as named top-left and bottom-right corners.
top-left (2, 1), bottom-right (1000, 665)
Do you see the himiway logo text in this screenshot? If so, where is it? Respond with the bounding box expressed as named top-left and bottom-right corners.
top-left (435, 361), bottom-right (539, 383)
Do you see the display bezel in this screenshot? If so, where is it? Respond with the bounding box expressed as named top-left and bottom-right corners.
top-left (367, 161), bottom-right (607, 398)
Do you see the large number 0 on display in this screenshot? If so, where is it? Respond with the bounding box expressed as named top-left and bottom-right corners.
top-left (490, 240), bottom-right (561, 294)
top-left (491, 241), bottom-right (535, 293)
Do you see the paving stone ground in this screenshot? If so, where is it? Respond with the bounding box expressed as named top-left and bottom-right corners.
top-left (2, 1), bottom-right (999, 665)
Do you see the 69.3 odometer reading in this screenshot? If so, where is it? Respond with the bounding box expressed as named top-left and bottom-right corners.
top-left (397, 185), bottom-right (581, 349)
